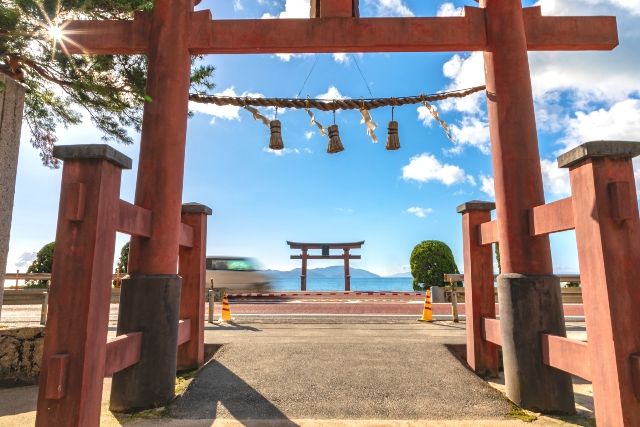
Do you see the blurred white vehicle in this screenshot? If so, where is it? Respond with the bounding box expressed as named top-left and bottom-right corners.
top-left (205, 256), bottom-right (271, 291)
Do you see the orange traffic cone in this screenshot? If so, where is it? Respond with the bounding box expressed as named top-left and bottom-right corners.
top-left (219, 292), bottom-right (233, 322)
top-left (418, 289), bottom-right (433, 322)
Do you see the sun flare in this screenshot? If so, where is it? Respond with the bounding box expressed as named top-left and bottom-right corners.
top-left (48, 25), bottom-right (64, 41)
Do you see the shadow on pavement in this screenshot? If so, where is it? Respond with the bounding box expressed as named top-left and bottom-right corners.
top-left (170, 359), bottom-right (297, 426)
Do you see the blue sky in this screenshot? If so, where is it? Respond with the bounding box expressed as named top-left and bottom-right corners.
top-left (7, 0), bottom-right (640, 276)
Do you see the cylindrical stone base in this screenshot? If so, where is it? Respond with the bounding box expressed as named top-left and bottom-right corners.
top-left (110, 275), bottom-right (182, 413)
top-left (498, 273), bottom-right (575, 414)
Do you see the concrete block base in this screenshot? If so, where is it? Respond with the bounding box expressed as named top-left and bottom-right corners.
top-left (110, 275), bottom-right (182, 413)
top-left (498, 273), bottom-right (575, 414)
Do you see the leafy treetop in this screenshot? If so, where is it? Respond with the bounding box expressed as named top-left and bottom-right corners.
top-left (0, 0), bottom-right (215, 166)
top-left (410, 240), bottom-right (459, 291)
top-left (26, 241), bottom-right (54, 287)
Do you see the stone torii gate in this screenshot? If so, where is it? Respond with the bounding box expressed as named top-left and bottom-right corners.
top-left (36, 0), bottom-right (619, 425)
top-left (287, 241), bottom-right (364, 291)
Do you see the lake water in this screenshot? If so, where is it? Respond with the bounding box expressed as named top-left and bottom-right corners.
top-left (270, 277), bottom-right (414, 292)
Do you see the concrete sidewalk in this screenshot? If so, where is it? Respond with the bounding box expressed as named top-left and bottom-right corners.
top-left (0, 320), bottom-right (592, 426)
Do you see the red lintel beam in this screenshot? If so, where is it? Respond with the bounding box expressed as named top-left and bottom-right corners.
top-left (481, 317), bottom-right (502, 346)
top-left (529, 197), bottom-right (574, 236)
top-left (478, 220), bottom-right (498, 246)
top-left (61, 7), bottom-right (616, 55)
top-left (104, 332), bottom-right (142, 377)
top-left (61, 11), bottom-right (150, 55)
top-left (192, 7), bottom-right (486, 54)
top-left (118, 200), bottom-right (152, 238)
top-left (179, 223), bottom-right (194, 248)
top-left (541, 334), bottom-right (591, 381)
top-left (523, 7), bottom-right (618, 51)
top-left (290, 255), bottom-right (361, 260)
top-left (177, 319), bottom-right (191, 346)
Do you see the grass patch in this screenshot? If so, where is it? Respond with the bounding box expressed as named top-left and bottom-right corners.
top-left (114, 406), bottom-right (169, 424)
top-left (175, 369), bottom-right (198, 395)
top-left (509, 404), bottom-right (538, 422)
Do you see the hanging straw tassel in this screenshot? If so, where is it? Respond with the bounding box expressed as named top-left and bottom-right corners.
top-left (386, 120), bottom-right (400, 150)
top-left (327, 124), bottom-right (344, 154)
top-left (269, 119), bottom-right (284, 150)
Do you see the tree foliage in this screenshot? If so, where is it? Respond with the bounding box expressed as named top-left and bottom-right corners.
top-left (26, 241), bottom-right (54, 287)
top-left (115, 241), bottom-right (128, 274)
top-left (410, 240), bottom-right (459, 291)
top-left (0, 0), bottom-right (215, 166)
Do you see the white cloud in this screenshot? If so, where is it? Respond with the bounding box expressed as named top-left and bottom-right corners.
top-left (189, 87), bottom-right (264, 123)
top-left (406, 207), bottom-right (433, 218)
top-left (14, 252), bottom-right (37, 268)
top-left (263, 147), bottom-right (312, 156)
top-left (479, 175), bottom-right (495, 198)
top-left (449, 117), bottom-right (491, 155)
top-left (332, 53), bottom-right (349, 64)
top-left (437, 2), bottom-right (464, 17)
top-left (369, 0), bottom-right (414, 17)
top-left (304, 131), bottom-right (314, 140)
top-left (541, 159), bottom-right (571, 198)
top-left (233, 0), bottom-right (244, 11)
top-left (558, 99), bottom-right (640, 153)
top-left (417, 105), bottom-right (435, 127)
top-left (317, 86), bottom-right (347, 100)
top-left (439, 52), bottom-right (485, 115)
top-left (402, 153), bottom-right (471, 186)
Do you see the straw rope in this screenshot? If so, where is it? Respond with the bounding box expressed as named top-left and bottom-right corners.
top-left (188, 85), bottom-right (486, 112)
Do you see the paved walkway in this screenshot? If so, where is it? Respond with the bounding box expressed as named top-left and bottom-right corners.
top-left (0, 320), bottom-right (592, 426)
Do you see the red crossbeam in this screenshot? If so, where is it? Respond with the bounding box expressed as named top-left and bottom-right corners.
top-left (481, 317), bottom-right (502, 346)
top-left (177, 319), bottom-right (191, 346)
top-left (529, 197), bottom-right (574, 236)
top-left (117, 200), bottom-right (152, 237)
top-left (541, 334), bottom-right (591, 381)
top-left (104, 332), bottom-right (142, 377)
top-left (478, 220), bottom-right (498, 246)
top-left (61, 7), bottom-right (617, 55)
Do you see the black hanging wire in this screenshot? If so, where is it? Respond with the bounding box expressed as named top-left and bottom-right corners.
top-left (296, 55), bottom-right (320, 99)
top-left (351, 54), bottom-right (374, 98)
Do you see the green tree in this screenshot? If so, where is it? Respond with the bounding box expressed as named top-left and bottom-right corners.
top-left (410, 240), bottom-right (459, 291)
top-left (494, 243), bottom-right (501, 273)
top-left (113, 241), bottom-right (129, 286)
top-left (26, 241), bottom-right (54, 287)
top-left (1, 0), bottom-right (215, 166)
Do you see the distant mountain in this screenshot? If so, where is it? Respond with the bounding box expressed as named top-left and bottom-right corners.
top-left (386, 272), bottom-right (412, 278)
top-left (265, 265), bottom-right (380, 279)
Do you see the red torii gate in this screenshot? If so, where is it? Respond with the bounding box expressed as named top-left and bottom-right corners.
top-left (36, 0), bottom-right (621, 426)
top-left (287, 241), bottom-right (364, 291)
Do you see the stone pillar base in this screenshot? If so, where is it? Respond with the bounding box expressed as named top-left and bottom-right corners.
top-left (110, 275), bottom-right (181, 413)
top-left (498, 273), bottom-right (575, 414)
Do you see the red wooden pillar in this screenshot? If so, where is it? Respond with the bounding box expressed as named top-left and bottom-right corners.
top-left (457, 201), bottom-right (498, 377)
top-left (36, 145), bottom-right (131, 427)
top-left (177, 203), bottom-right (212, 371)
top-left (301, 248), bottom-right (308, 291)
top-left (343, 248), bottom-right (351, 292)
top-left (481, 0), bottom-right (574, 412)
top-left (559, 141), bottom-right (640, 426)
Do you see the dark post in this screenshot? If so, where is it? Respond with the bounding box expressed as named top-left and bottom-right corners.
top-left (177, 203), bottom-right (212, 371)
top-left (559, 141), bottom-right (640, 425)
top-left (36, 145), bottom-right (130, 427)
top-left (457, 201), bottom-right (498, 377)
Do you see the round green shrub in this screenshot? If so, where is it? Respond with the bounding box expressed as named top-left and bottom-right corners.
top-left (410, 240), bottom-right (459, 291)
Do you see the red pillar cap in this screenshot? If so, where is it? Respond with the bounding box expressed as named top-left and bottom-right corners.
top-left (52, 144), bottom-right (132, 169)
top-left (181, 203), bottom-right (212, 215)
top-left (557, 140), bottom-right (640, 169)
top-left (456, 200), bottom-right (496, 214)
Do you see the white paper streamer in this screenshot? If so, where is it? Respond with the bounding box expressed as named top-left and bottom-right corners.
top-left (306, 108), bottom-right (326, 136)
top-left (423, 102), bottom-right (454, 143)
top-left (244, 106), bottom-right (270, 128)
top-left (359, 109), bottom-right (378, 144)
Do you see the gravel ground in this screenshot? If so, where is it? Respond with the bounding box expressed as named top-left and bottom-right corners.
top-left (169, 340), bottom-right (512, 422)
